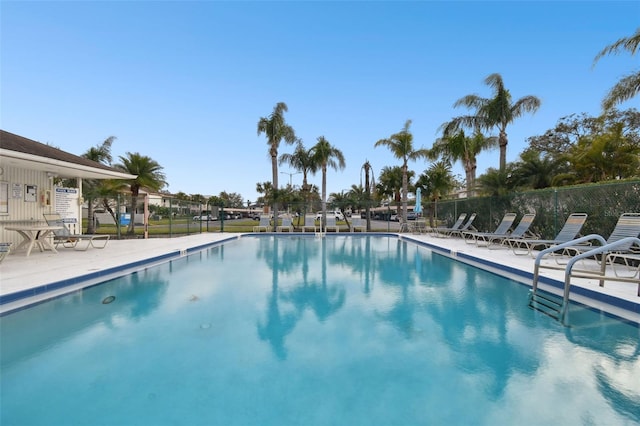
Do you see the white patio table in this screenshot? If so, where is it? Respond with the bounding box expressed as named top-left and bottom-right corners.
top-left (5, 225), bottom-right (62, 256)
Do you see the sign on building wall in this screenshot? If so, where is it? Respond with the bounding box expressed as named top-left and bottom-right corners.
top-left (54, 187), bottom-right (80, 234)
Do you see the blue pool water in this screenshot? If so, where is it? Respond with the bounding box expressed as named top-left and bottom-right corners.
top-left (1, 235), bottom-right (639, 425)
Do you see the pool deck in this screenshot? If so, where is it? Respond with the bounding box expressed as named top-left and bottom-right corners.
top-left (1, 232), bottom-right (638, 324)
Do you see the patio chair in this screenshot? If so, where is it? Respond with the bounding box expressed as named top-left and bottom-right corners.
top-left (558, 212), bottom-right (640, 266)
top-left (409, 217), bottom-right (428, 234)
top-left (507, 212), bottom-right (588, 257)
top-left (43, 213), bottom-right (110, 251)
top-left (325, 216), bottom-right (340, 233)
top-left (276, 216), bottom-right (294, 232)
top-left (0, 242), bottom-right (12, 263)
top-left (351, 218), bottom-right (366, 232)
top-left (486, 213), bottom-right (537, 249)
top-left (436, 213), bottom-right (477, 238)
top-left (302, 214), bottom-right (319, 232)
top-left (253, 215), bottom-right (270, 232)
top-left (432, 213), bottom-right (467, 237)
top-left (462, 212), bottom-right (520, 246)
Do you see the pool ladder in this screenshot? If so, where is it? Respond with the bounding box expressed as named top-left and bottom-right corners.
top-left (528, 290), bottom-right (563, 321)
top-left (529, 235), bottom-right (640, 326)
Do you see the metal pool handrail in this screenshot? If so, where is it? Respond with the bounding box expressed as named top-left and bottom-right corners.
top-left (531, 235), bottom-right (640, 323)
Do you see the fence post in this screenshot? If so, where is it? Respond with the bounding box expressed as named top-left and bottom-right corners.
top-left (169, 198), bottom-right (173, 238)
top-left (554, 188), bottom-right (558, 237)
top-left (116, 193), bottom-right (121, 240)
top-left (220, 205), bottom-right (224, 232)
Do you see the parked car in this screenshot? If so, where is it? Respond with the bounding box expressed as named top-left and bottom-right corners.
top-left (390, 214), bottom-right (399, 222)
top-left (193, 215), bottom-right (216, 221)
top-left (407, 212), bottom-right (418, 220)
top-left (316, 211), bottom-right (345, 221)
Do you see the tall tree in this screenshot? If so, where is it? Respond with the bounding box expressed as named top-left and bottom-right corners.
top-left (375, 120), bottom-right (429, 223)
top-left (477, 166), bottom-right (516, 197)
top-left (511, 149), bottom-right (567, 189)
top-left (593, 28), bottom-right (640, 110)
top-left (570, 123), bottom-right (640, 183)
top-left (416, 160), bottom-right (455, 226)
top-left (361, 160), bottom-right (375, 230)
top-left (450, 73), bottom-right (541, 172)
top-left (376, 166), bottom-right (412, 219)
top-left (257, 102), bottom-right (296, 230)
top-left (82, 136), bottom-right (116, 234)
top-left (309, 136), bottom-right (346, 228)
top-left (115, 152), bottom-right (166, 235)
top-left (430, 128), bottom-right (497, 197)
top-left (279, 139), bottom-right (318, 215)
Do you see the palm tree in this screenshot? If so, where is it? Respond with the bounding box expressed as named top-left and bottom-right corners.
top-left (115, 152), bottom-right (166, 235)
top-left (257, 102), bottom-right (296, 230)
top-left (377, 166), bottom-right (413, 220)
top-left (416, 161), bottom-right (455, 226)
top-left (593, 28), bottom-right (640, 110)
top-left (375, 120), bottom-right (429, 223)
top-left (450, 73), bottom-right (541, 172)
top-left (309, 136), bottom-right (346, 227)
top-left (328, 190), bottom-right (353, 230)
top-left (361, 160), bottom-right (375, 230)
top-left (510, 149), bottom-right (566, 189)
top-left (477, 166), bottom-right (516, 197)
top-left (570, 123), bottom-right (640, 183)
top-left (82, 136), bottom-right (115, 234)
top-left (431, 128), bottom-right (497, 197)
top-left (279, 139), bottom-right (318, 216)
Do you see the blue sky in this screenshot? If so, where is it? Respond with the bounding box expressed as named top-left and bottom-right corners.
top-left (2, 1), bottom-right (638, 203)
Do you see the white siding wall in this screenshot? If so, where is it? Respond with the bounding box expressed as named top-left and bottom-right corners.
top-left (0, 166), bottom-right (57, 246)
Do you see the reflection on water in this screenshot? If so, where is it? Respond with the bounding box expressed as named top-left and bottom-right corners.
top-left (1, 235), bottom-right (638, 426)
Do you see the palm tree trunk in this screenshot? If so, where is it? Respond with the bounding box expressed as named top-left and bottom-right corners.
top-left (271, 148), bottom-right (279, 231)
top-left (86, 197), bottom-right (95, 234)
top-left (499, 129), bottom-right (508, 172)
top-left (128, 194), bottom-right (137, 235)
top-left (321, 164), bottom-right (327, 230)
top-left (401, 161), bottom-right (408, 222)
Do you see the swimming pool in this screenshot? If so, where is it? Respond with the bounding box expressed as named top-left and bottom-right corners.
top-left (1, 235), bottom-right (638, 425)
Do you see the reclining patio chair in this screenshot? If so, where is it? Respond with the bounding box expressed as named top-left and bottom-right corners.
top-left (276, 216), bottom-right (294, 232)
top-left (486, 213), bottom-right (537, 249)
top-left (557, 212), bottom-right (640, 266)
top-left (43, 213), bottom-right (110, 251)
top-left (506, 212), bottom-right (588, 257)
top-left (351, 218), bottom-right (366, 232)
top-left (432, 213), bottom-right (467, 237)
top-left (253, 215), bottom-right (270, 232)
top-left (325, 216), bottom-right (340, 233)
top-left (441, 213), bottom-right (477, 238)
top-left (302, 214), bottom-right (319, 232)
top-left (462, 212), bottom-right (517, 245)
top-left (0, 242), bottom-right (12, 263)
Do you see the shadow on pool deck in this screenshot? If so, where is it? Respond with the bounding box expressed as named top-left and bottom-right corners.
top-left (1, 232), bottom-right (638, 323)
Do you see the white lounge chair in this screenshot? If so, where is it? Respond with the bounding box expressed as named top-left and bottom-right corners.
top-left (351, 218), bottom-right (366, 232)
top-left (462, 212), bottom-right (517, 245)
top-left (0, 242), bottom-right (12, 263)
top-left (325, 216), bottom-right (340, 233)
top-left (253, 215), bottom-right (270, 232)
top-left (302, 214), bottom-right (319, 232)
top-left (43, 213), bottom-right (110, 251)
top-left (277, 216), bottom-right (294, 232)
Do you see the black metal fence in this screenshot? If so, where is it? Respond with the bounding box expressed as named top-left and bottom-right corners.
top-left (87, 180), bottom-right (640, 238)
top-left (430, 180), bottom-right (640, 239)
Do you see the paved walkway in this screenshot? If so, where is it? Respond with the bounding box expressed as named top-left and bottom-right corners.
top-left (1, 232), bottom-right (638, 323)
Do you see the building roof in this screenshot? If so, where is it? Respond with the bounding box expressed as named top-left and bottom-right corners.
top-left (0, 130), bottom-right (136, 180)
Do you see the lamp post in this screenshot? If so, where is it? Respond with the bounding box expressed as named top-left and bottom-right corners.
top-left (280, 171), bottom-right (301, 215)
top-left (280, 171), bottom-right (301, 187)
